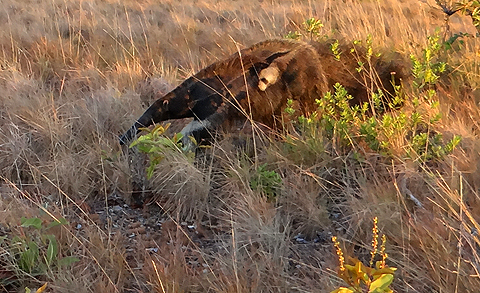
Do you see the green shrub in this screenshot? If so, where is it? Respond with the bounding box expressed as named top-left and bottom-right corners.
top-left (250, 164), bottom-right (282, 201)
top-left (1, 216), bottom-right (79, 283)
top-left (129, 124), bottom-right (195, 179)
top-left (285, 17), bottom-right (325, 40)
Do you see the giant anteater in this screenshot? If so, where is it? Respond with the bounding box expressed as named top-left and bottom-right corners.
top-left (120, 39), bottom-right (406, 147)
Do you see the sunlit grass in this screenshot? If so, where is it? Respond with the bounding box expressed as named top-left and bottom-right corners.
top-left (0, 0), bottom-right (479, 292)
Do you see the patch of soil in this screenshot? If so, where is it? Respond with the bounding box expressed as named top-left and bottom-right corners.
top-left (86, 190), bottom-right (335, 291)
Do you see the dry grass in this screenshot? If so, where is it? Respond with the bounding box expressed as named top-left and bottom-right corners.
top-left (0, 0), bottom-right (479, 292)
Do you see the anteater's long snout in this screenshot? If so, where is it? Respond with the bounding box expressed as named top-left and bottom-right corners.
top-left (119, 121), bottom-right (142, 145)
top-left (119, 90), bottom-right (188, 146)
top-left (119, 101), bottom-right (164, 145)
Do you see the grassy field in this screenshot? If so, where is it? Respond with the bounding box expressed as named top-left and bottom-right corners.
top-left (0, 0), bottom-right (479, 292)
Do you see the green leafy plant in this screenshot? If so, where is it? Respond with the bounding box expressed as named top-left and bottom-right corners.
top-left (410, 32), bottom-right (446, 91)
top-left (304, 17), bottom-right (324, 40)
top-left (315, 83), bottom-right (365, 143)
top-left (3, 216), bottom-right (79, 279)
top-left (407, 31), bottom-right (461, 160)
top-left (443, 32), bottom-right (474, 50)
top-left (130, 124), bottom-right (195, 179)
top-left (284, 98), bottom-right (296, 116)
top-left (250, 164), bottom-right (282, 201)
top-left (285, 17), bottom-right (324, 40)
top-left (285, 31), bottom-right (302, 40)
top-left (331, 40), bottom-right (342, 61)
top-left (331, 217), bottom-right (396, 293)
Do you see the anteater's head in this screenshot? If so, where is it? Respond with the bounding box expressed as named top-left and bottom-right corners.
top-left (119, 92), bottom-right (177, 145)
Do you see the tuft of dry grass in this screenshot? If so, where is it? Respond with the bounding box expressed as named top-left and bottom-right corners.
top-left (0, 0), bottom-right (479, 292)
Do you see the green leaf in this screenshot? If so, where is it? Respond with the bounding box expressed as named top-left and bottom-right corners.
top-left (285, 31), bottom-right (302, 40)
top-left (46, 218), bottom-right (68, 229)
top-left (57, 256), bottom-right (80, 267)
top-left (21, 217), bottom-right (42, 229)
top-left (46, 235), bottom-right (58, 266)
top-left (20, 241), bottom-right (39, 272)
top-left (173, 132), bottom-right (184, 143)
top-left (369, 274), bottom-right (394, 293)
top-left (372, 267), bottom-right (397, 278)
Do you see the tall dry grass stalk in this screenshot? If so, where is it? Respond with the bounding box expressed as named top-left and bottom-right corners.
top-left (0, 0), bottom-right (479, 292)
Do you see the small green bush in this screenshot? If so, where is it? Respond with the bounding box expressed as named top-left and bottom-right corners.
top-left (129, 124), bottom-right (195, 179)
top-left (250, 164), bottom-right (282, 201)
top-left (1, 216), bottom-right (79, 283)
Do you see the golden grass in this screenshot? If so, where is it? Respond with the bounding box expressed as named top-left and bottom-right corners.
top-left (0, 0), bottom-right (479, 292)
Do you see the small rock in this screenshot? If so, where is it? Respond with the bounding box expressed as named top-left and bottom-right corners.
top-left (294, 234), bottom-right (308, 244)
top-left (112, 205), bottom-right (123, 213)
top-left (295, 237), bottom-right (308, 244)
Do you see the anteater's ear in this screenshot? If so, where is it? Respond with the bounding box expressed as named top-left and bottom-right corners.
top-left (162, 99), bottom-right (170, 111)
